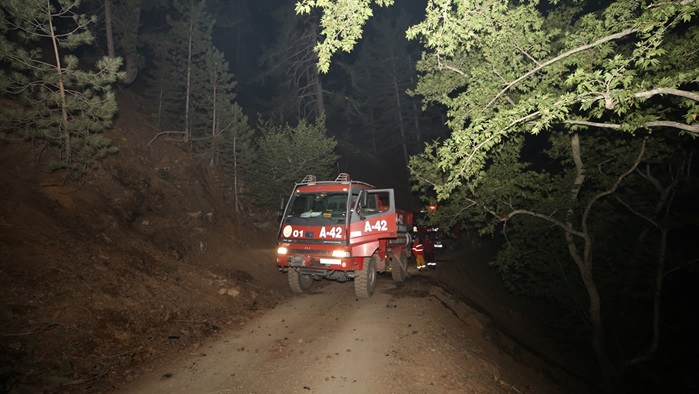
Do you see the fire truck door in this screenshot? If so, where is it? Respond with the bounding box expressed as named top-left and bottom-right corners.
top-left (350, 189), bottom-right (397, 239)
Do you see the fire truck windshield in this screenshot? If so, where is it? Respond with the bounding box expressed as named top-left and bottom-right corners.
top-left (284, 192), bottom-right (349, 223)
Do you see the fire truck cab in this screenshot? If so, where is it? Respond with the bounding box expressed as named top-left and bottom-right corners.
top-left (276, 173), bottom-right (412, 298)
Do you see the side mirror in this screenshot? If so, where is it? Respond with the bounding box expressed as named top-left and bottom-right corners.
top-left (360, 192), bottom-right (368, 208)
top-left (277, 196), bottom-right (286, 222)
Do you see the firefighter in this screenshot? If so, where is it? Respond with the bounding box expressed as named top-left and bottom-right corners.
top-left (412, 236), bottom-right (426, 271)
top-left (423, 235), bottom-right (436, 269)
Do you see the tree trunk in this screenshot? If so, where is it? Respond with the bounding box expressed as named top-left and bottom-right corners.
top-left (392, 75), bottom-right (409, 169)
top-left (209, 78), bottom-right (218, 167)
top-left (157, 89), bottom-right (163, 128)
top-left (580, 256), bottom-right (617, 390)
top-left (567, 133), bottom-right (616, 390)
top-left (412, 100), bottom-right (421, 144)
top-left (184, 10), bottom-right (194, 142)
top-left (122, 0), bottom-right (142, 85)
top-left (368, 108), bottom-right (378, 157)
top-left (314, 72), bottom-right (324, 117)
top-left (622, 159), bottom-right (683, 368)
top-left (104, 0), bottom-right (116, 58)
top-left (312, 26), bottom-right (325, 118)
top-left (408, 54), bottom-right (421, 144)
top-left (233, 135), bottom-right (240, 214)
top-left (47, 0), bottom-right (70, 163)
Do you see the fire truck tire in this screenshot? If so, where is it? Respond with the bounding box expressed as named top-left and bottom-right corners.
top-left (288, 269), bottom-right (313, 293)
top-left (354, 255), bottom-right (377, 298)
top-left (391, 251), bottom-right (409, 282)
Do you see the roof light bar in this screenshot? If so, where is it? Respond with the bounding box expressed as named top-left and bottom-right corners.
top-left (301, 175), bottom-right (317, 185)
top-left (335, 173), bottom-right (351, 183)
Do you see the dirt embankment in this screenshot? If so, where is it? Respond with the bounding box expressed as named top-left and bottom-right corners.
top-left (0, 94), bottom-right (290, 393)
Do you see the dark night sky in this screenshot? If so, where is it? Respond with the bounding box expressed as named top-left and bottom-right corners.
top-left (207, 0), bottom-right (431, 208)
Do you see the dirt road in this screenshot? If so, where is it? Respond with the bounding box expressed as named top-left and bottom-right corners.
top-left (120, 265), bottom-right (583, 394)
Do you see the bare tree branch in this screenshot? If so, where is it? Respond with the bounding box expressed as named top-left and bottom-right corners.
top-left (564, 120), bottom-right (699, 136)
top-left (504, 209), bottom-right (585, 238)
top-left (614, 196), bottom-right (658, 228)
top-left (581, 138), bottom-right (647, 247)
top-left (634, 87), bottom-right (699, 102)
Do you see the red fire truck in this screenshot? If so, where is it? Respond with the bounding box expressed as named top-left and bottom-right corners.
top-left (276, 173), bottom-right (413, 298)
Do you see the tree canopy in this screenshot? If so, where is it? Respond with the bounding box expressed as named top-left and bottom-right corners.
top-left (258, 4), bottom-right (326, 123)
top-left (408, 0), bottom-right (697, 198)
top-left (252, 116), bottom-right (338, 209)
top-left (0, 0), bottom-right (123, 175)
top-left (298, 0), bottom-right (699, 389)
top-left (299, 0), bottom-right (698, 194)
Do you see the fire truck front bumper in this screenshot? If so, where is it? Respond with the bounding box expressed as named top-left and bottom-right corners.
top-left (276, 245), bottom-right (356, 271)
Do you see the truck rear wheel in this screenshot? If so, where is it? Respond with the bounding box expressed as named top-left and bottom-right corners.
top-left (390, 251), bottom-right (409, 282)
top-left (288, 269), bottom-right (313, 293)
top-left (354, 255), bottom-right (377, 298)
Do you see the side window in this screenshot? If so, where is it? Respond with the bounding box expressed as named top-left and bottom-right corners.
top-left (357, 191), bottom-right (377, 214)
top-left (365, 194), bottom-right (377, 212)
top-left (377, 192), bottom-right (391, 212)
top-left (362, 190), bottom-right (391, 215)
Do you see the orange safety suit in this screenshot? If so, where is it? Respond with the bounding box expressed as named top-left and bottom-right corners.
top-left (412, 239), bottom-right (426, 270)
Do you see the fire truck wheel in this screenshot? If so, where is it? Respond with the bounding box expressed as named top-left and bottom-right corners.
top-left (288, 269), bottom-right (313, 293)
top-left (354, 255), bottom-right (377, 298)
top-left (390, 251), bottom-right (409, 282)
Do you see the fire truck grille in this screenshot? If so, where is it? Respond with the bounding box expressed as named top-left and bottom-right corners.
top-left (289, 249), bottom-right (330, 255)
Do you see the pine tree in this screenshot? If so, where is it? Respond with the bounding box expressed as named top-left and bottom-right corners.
top-left (141, 30), bottom-right (182, 130)
top-left (202, 48), bottom-right (256, 213)
top-left (0, 0), bottom-right (122, 175)
top-left (347, 9), bottom-right (422, 167)
top-left (143, 0), bottom-right (215, 141)
top-left (144, 0), bottom-right (241, 143)
top-left (140, 0), bottom-right (255, 210)
top-left (110, 0), bottom-right (146, 85)
top-left (217, 102), bottom-right (255, 214)
top-left (205, 49), bottom-right (237, 159)
top-left (253, 117), bottom-right (338, 209)
top-left (259, 4), bottom-right (325, 123)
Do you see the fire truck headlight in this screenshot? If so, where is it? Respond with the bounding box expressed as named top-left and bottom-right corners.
top-left (277, 246), bottom-right (288, 255)
top-left (331, 250), bottom-right (350, 258)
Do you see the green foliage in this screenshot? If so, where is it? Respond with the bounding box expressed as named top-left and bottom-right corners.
top-left (427, 0), bottom-right (696, 196)
top-left (0, 0), bottom-right (122, 175)
top-left (295, 0), bottom-right (394, 73)
top-left (215, 102), bottom-right (254, 170)
top-left (252, 116), bottom-right (338, 209)
top-left (301, 0), bottom-right (699, 196)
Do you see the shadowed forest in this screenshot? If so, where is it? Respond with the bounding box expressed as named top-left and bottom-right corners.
top-left (1, 0), bottom-right (698, 392)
